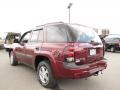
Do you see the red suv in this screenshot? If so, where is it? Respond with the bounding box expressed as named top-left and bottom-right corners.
top-left (9, 22), bottom-right (107, 88)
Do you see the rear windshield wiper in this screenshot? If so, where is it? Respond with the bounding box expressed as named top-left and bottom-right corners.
top-left (90, 40), bottom-right (100, 45)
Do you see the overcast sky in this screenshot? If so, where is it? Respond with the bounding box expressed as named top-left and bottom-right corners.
top-left (0, 0), bottom-right (120, 37)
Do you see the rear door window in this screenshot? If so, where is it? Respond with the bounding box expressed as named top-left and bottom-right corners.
top-left (30, 30), bottom-right (40, 43)
top-left (38, 30), bottom-right (43, 42)
top-left (46, 24), bottom-right (67, 43)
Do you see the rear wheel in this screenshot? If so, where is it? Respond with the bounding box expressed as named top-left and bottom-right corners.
top-left (9, 51), bottom-right (18, 66)
top-left (37, 61), bottom-right (57, 88)
top-left (110, 46), bottom-right (116, 52)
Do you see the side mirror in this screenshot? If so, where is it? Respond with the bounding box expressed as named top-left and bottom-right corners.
top-left (19, 39), bottom-right (28, 46)
top-left (22, 39), bottom-right (28, 43)
top-left (14, 39), bottom-right (19, 43)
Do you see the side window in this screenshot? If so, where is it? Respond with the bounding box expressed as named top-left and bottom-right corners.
top-left (30, 30), bottom-right (40, 43)
top-left (38, 30), bottom-right (43, 42)
top-left (46, 24), bottom-right (67, 43)
top-left (21, 32), bottom-right (31, 43)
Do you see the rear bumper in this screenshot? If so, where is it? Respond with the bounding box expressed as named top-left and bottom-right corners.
top-left (55, 60), bottom-right (107, 79)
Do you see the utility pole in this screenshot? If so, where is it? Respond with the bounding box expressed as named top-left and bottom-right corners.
top-left (67, 3), bottom-right (73, 23)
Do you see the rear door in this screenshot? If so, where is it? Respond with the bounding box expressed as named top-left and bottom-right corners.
top-left (68, 24), bottom-right (103, 64)
top-left (77, 32), bottom-right (103, 64)
top-left (78, 42), bottom-right (103, 64)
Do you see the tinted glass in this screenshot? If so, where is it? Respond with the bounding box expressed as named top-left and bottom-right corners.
top-left (38, 30), bottom-right (43, 42)
top-left (30, 30), bottom-right (39, 43)
top-left (68, 24), bottom-right (102, 43)
top-left (46, 24), bottom-right (67, 43)
top-left (21, 32), bottom-right (31, 43)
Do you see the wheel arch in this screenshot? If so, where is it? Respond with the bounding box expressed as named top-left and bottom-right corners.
top-left (34, 54), bottom-right (56, 71)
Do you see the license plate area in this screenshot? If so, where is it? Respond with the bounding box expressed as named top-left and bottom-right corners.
top-left (90, 49), bottom-right (96, 55)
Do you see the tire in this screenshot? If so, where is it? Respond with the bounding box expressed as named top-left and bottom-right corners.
top-left (37, 61), bottom-right (57, 88)
top-left (110, 46), bottom-right (116, 52)
top-left (9, 51), bottom-right (18, 66)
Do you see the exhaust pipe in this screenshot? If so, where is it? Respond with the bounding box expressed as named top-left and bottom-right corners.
top-left (94, 71), bottom-right (103, 76)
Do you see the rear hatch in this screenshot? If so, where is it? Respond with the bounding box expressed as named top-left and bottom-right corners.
top-left (75, 42), bottom-right (103, 64)
top-left (67, 24), bottom-right (103, 65)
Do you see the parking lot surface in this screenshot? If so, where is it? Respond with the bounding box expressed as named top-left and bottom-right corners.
top-left (0, 49), bottom-right (120, 90)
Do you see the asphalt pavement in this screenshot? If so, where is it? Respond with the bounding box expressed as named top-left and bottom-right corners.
top-left (0, 49), bottom-right (120, 90)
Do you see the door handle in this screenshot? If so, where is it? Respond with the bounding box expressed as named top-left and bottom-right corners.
top-left (35, 47), bottom-right (40, 50)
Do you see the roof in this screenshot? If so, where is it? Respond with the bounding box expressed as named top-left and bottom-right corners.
top-left (26, 22), bottom-right (96, 33)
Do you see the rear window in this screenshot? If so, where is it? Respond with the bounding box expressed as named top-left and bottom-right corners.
top-left (67, 24), bottom-right (102, 43)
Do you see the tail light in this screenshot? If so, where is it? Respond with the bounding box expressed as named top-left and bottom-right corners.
top-left (64, 46), bottom-right (86, 65)
top-left (65, 57), bottom-right (74, 63)
top-left (64, 46), bottom-right (75, 63)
